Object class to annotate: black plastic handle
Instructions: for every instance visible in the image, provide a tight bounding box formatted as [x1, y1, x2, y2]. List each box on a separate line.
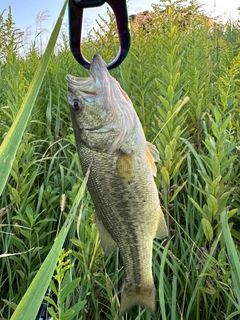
[72, 0, 105, 8]
[68, 0, 130, 70]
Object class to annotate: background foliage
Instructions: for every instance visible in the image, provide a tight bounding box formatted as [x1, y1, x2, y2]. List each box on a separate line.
[0, 0, 240, 319]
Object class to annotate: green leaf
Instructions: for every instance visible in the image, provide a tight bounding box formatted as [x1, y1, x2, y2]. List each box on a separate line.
[204, 138, 216, 156]
[158, 95, 170, 111]
[71, 238, 86, 250]
[180, 138, 206, 174]
[211, 122, 220, 139]
[48, 306, 58, 320]
[213, 108, 222, 124]
[165, 144, 173, 162]
[201, 218, 213, 241]
[1, 299, 17, 311]
[49, 279, 58, 295]
[61, 309, 75, 320]
[212, 158, 220, 178]
[228, 209, 237, 219]
[44, 296, 58, 310]
[167, 85, 174, 102]
[71, 300, 87, 314]
[172, 72, 180, 89]
[207, 195, 218, 217]
[200, 285, 216, 295]
[160, 166, 170, 185]
[218, 192, 230, 212]
[170, 156, 185, 179]
[9, 187, 21, 204]
[209, 176, 221, 196]
[226, 311, 240, 320]
[189, 197, 205, 217]
[170, 181, 186, 202]
[60, 278, 81, 304]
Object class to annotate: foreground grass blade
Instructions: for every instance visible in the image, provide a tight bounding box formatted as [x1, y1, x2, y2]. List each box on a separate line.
[10, 169, 89, 320]
[221, 210, 240, 306]
[0, 0, 68, 197]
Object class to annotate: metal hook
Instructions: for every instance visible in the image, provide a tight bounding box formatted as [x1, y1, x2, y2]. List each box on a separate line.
[68, 0, 130, 70]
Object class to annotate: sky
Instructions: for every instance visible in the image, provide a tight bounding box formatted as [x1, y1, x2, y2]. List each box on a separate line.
[0, 0, 239, 39]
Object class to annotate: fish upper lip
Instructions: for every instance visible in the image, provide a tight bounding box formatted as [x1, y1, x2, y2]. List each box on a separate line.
[66, 74, 94, 86]
[66, 74, 98, 95]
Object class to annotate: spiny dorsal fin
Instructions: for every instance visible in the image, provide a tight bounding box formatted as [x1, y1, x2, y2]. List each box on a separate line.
[146, 142, 160, 177]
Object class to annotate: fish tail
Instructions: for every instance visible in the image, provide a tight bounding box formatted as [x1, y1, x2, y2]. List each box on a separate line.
[118, 285, 156, 317]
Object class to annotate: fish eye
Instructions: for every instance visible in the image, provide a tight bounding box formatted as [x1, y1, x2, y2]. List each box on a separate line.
[71, 99, 81, 111]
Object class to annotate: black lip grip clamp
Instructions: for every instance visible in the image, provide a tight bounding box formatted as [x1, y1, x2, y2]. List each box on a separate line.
[68, 0, 130, 70]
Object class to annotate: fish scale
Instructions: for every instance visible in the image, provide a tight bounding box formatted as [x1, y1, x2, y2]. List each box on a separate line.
[66, 54, 168, 316]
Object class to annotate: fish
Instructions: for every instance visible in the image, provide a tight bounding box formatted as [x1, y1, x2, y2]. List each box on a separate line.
[66, 54, 168, 317]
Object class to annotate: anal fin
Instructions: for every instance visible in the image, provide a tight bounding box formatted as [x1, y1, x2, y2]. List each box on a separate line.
[95, 212, 117, 255]
[155, 205, 168, 239]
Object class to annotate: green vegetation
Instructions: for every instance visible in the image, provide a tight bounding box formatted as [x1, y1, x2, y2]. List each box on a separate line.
[0, 0, 240, 319]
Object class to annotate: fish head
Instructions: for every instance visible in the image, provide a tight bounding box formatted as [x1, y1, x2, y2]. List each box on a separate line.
[66, 55, 108, 130]
[66, 54, 135, 152]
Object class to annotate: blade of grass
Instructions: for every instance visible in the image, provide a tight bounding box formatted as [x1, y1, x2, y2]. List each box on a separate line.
[226, 311, 240, 320]
[10, 167, 89, 320]
[159, 240, 171, 320]
[0, 0, 68, 197]
[221, 210, 240, 305]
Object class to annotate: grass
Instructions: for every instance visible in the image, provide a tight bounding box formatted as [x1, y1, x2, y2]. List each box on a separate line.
[0, 0, 240, 319]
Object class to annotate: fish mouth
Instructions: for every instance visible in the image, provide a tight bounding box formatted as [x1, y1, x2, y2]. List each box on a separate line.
[66, 54, 109, 98]
[66, 73, 98, 96]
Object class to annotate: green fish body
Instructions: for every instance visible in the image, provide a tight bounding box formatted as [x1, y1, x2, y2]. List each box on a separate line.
[66, 54, 168, 316]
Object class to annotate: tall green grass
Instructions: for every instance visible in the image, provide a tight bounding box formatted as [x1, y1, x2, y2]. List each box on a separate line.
[0, 0, 240, 319]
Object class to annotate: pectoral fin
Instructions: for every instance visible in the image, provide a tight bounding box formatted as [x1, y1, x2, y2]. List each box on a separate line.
[95, 212, 117, 255]
[146, 142, 160, 177]
[155, 206, 168, 239]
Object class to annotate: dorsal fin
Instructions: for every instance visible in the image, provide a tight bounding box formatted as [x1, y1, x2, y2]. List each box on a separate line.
[146, 142, 160, 177]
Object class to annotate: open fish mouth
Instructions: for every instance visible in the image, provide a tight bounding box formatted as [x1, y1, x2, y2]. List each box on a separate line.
[66, 54, 108, 93]
[66, 54, 108, 96]
[66, 74, 98, 96]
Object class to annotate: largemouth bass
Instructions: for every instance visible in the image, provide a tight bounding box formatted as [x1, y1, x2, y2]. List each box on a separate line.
[66, 54, 168, 316]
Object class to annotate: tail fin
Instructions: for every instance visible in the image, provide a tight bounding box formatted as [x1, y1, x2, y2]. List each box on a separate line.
[118, 285, 156, 317]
